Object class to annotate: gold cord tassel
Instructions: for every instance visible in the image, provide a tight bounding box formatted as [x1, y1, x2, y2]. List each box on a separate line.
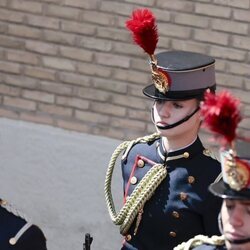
[133, 207, 144, 235]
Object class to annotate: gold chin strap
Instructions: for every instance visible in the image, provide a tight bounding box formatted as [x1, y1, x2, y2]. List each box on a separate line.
[104, 133, 168, 235]
[173, 235, 225, 250]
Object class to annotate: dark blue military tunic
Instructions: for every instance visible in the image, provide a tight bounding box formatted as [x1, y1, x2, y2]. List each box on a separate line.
[192, 244, 226, 249]
[0, 199, 47, 250]
[121, 137, 221, 250]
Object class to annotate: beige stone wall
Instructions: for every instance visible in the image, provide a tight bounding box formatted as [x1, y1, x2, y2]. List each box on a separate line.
[0, 0, 250, 140]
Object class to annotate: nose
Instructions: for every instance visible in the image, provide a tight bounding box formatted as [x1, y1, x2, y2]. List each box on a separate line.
[229, 207, 244, 228]
[156, 101, 171, 117]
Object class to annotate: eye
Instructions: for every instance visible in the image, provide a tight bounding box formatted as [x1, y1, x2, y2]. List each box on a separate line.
[225, 200, 235, 210]
[173, 102, 183, 109]
[244, 205, 250, 215]
[247, 208, 250, 215]
[155, 100, 165, 105]
[226, 204, 234, 210]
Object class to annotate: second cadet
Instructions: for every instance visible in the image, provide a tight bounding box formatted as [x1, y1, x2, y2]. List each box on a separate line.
[174, 90, 250, 250]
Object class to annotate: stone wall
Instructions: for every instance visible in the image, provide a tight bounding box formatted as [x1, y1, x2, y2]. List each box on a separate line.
[0, 0, 250, 140]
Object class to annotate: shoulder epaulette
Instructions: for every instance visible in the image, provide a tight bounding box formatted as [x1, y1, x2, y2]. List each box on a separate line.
[0, 199, 33, 245]
[203, 148, 220, 162]
[121, 133, 160, 161]
[203, 148, 222, 184]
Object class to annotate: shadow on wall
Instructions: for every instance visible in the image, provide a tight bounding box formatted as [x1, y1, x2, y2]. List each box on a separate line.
[0, 118, 123, 250]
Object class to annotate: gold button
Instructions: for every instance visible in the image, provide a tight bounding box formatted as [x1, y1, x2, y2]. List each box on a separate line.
[203, 149, 210, 156]
[125, 234, 132, 241]
[130, 176, 138, 185]
[137, 159, 145, 168]
[188, 176, 195, 184]
[9, 238, 16, 245]
[172, 211, 180, 218]
[183, 152, 189, 158]
[169, 231, 177, 237]
[180, 192, 188, 201]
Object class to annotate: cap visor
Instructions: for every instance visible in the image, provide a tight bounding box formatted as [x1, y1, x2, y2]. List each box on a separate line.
[143, 84, 205, 101]
[209, 180, 250, 200]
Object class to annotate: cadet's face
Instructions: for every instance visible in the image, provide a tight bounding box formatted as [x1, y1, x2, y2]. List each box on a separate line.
[222, 199, 250, 250]
[153, 99, 200, 138]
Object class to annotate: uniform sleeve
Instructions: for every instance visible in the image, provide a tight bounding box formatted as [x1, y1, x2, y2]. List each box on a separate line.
[202, 191, 222, 236]
[18, 224, 47, 250]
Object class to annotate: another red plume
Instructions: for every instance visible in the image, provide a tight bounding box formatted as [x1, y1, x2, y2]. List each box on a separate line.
[201, 90, 242, 145]
[126, 8, 158, 55]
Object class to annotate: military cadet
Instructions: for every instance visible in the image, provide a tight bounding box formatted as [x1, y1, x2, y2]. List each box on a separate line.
[174, 90, 250, 250]
[104, 8, 221, 250]
[0, 198, 47, 250]
[174, 155, 250, 250]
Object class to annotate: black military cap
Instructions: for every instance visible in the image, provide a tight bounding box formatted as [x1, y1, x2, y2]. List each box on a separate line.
[209, 150, 250, 200]
[143, 50, 216, 100]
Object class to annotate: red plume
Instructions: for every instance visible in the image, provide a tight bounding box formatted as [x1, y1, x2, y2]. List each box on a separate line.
[201, 90, 242, 145]
[126, 8, 158, 55]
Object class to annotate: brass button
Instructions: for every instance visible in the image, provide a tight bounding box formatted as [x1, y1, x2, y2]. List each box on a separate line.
[172, 211, 180, 218]
[125, 234, 132, 241]
[130, 176, 138, 185]
[203, 149, 210, 156]
[169, 231, 177, 237]
[188, 176, 195, 184]
[9, 238, 16, 245]
[183, 152, 189, 158]
[137, 159, 145, 168]
[180, 192, 188, 201]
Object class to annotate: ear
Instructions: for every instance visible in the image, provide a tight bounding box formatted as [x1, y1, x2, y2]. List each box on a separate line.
[218, 212, 224, 234]
[196, 108, 202, 122]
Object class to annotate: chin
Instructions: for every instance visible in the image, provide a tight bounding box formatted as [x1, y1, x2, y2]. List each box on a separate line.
[156, 128, 171, 137]
[226, 241, 250, 250]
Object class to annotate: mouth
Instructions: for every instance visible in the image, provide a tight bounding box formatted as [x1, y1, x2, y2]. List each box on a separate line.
[156, 121, 169, 126]
[225, 232, 248, 242]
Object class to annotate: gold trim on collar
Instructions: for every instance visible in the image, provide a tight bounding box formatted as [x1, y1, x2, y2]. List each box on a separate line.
[167, 153, 190, 161]
[157, 147, 190, 161]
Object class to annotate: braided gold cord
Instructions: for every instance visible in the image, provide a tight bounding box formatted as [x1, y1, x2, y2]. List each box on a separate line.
[104, 133, 168, 235]
[104, 133, 159, 223]
[114, 164, 162, 225]
[173, 235, 225, 250]
[104, 140, 131, 223]
[120, 164, 167, 234]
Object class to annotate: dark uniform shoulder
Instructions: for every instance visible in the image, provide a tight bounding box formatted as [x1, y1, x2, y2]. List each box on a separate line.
[121, 133, 160, 161]
[0, 199, 47, 250]
[192, 244, 226, 250]
[202, 148, 219, 161]
[17, 224, 47, 250]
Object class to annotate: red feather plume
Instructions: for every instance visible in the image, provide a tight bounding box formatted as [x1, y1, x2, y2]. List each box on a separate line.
[201, 90, 242, 145]
[126, 8, 158, 55]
